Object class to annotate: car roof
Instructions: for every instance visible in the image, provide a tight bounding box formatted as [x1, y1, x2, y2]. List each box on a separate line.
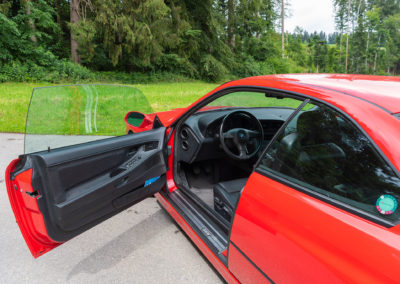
[236, 74, 400, 113]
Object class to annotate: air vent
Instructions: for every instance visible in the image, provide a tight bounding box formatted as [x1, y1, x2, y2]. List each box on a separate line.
[182, 141, 189, 151]
[181, 128, 189, 140]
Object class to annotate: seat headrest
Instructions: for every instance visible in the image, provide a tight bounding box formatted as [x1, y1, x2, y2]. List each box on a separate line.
[296, 109, 339, 145]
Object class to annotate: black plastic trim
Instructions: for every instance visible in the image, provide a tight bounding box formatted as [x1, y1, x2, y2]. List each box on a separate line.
[152, 115, 164, 129]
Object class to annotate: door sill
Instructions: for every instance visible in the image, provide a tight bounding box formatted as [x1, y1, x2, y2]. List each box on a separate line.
[179, 185, 231, 233]
[160, 189, 229, 265]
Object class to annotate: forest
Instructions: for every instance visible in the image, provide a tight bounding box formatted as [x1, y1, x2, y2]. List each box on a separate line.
[0, 0, 399, 83]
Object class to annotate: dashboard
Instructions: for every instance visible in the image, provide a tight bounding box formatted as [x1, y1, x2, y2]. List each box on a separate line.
[176, 107, 295, 164]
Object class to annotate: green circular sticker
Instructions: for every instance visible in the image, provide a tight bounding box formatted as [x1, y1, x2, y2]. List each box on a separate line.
[376, 195, 398, 215]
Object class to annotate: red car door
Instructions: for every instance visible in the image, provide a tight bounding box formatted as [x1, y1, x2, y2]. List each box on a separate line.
[5, 84, 170, 258]
[228, 101, 400, 283]
[6, 127, 168, 258]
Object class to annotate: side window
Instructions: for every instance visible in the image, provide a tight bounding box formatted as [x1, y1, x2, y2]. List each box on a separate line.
[259, 102, 400, 223]
[24, 85, 153, 154]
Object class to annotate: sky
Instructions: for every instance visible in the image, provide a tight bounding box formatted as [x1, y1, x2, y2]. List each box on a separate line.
[286, 0, 336, 34]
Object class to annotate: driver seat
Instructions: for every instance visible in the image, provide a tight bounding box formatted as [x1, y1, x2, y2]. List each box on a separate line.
[213, 178, 248, 221]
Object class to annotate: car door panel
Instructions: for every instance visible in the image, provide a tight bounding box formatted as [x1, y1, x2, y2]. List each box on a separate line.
[6, 127, 167, 257]
[229, 172, 400, 283]
[228, 243, 268, 283]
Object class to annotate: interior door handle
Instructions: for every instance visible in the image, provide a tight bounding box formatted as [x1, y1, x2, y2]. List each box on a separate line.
[110, 145, 145, 178]
[115, 176, 129, 188]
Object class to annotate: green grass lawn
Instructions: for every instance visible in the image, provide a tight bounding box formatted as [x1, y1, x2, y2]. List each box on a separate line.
[0, 82, 218, 134]
[0, 81, 308, 136]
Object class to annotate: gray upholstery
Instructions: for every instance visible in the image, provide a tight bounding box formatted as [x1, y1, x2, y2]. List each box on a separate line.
[213, 178, 247, 221]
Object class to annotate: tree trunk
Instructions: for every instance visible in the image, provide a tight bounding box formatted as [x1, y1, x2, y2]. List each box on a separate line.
[26, 0, 37, 44]
[338, 32, 343, 67]
[373, 34, 381, 73]
[227, 0, 235, 48]
[70, 0, 80, 64]
[345, 0, 351, 73]
[365, 30, 370, 71]
[281, 0, 285, 59]
[256, 10, 261, 39]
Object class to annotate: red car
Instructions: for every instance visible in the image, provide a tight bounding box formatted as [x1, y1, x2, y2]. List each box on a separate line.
[6, 74, 400, 283]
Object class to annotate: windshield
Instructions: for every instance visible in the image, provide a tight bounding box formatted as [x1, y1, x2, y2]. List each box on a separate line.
[25, 85, 153, 154]
[197, 91, 303, 113]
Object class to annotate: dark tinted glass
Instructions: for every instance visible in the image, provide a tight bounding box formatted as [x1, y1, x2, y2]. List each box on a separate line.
[260, 102, 400, 222]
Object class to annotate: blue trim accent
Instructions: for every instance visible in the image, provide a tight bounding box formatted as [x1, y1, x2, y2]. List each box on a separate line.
[145, 176, 160, 187]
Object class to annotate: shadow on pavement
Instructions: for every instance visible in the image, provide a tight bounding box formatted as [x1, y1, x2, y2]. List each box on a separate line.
[67, 209, 171, 280]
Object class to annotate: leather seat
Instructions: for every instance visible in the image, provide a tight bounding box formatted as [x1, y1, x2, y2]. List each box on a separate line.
[213, 178, 247, 221]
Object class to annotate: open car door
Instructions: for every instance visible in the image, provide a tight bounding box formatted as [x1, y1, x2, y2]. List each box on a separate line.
[5, 85, 168, 258]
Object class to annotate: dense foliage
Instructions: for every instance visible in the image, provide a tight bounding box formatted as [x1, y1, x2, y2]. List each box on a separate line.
[0, 0, 399, 83]
[333, 0, 400, 74]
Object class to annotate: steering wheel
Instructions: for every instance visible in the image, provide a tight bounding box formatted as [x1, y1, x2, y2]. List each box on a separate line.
[219, 110, 264, 160]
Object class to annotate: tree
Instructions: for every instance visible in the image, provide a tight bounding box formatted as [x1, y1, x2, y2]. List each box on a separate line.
[345, 0, 351, 72]
[70, 0, 80, 63]
[25, 0, 37, 43]
[227, 0, 235, 47]
[308, 35, 328, 72]
[281, 0, 284, 58]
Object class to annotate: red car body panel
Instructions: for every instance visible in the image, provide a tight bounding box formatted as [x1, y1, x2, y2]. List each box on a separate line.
[166, 128, 178, 192]
[6, 74, 400, 282]
[230, 172, 400, 282]
[5, 159, 61, 258]
[125, 109, 187, 133]
[228, 244, 267, 283]
[268, 74, 400, 112]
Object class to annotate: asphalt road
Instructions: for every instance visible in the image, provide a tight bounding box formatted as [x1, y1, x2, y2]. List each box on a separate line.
[0, 133, 222, 283]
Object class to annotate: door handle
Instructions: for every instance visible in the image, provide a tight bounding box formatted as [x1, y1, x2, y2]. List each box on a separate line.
[115, 176, 129, 189]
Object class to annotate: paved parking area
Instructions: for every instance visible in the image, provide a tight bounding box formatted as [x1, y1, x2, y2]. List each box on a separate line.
[0, 133, 222, 283]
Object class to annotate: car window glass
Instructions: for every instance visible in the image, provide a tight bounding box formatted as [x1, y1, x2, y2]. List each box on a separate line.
[25, 85, 153, 154]
[203, 91, 303, 110]
[259, 102, 400, 223]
